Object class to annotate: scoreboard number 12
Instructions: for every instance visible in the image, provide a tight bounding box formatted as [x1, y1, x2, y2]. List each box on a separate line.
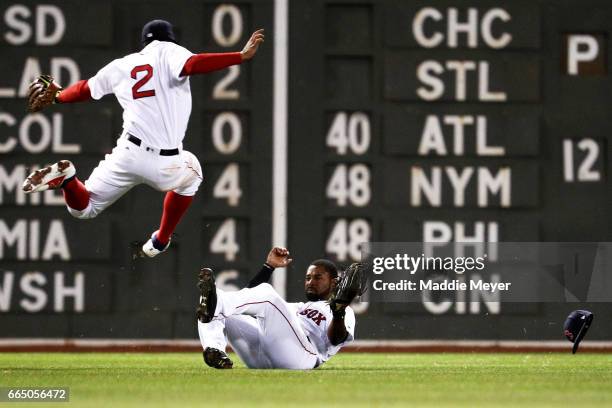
[562, 138, 603, 182]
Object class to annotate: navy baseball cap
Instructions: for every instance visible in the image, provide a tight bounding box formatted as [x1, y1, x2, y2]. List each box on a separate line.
[563, 310, 594, 354]
[141, 19, 177, 45]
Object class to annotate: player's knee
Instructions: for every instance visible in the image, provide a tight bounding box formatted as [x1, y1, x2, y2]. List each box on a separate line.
[174, 151, 203, 196]
[258, 282, 274, 292]
[66, 203, 98, 219]
[186, 176, 203, 195]
[257, 283, 282, 300]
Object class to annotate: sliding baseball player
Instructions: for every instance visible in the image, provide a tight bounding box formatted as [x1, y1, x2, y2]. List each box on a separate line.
[196, 247, 365, 369]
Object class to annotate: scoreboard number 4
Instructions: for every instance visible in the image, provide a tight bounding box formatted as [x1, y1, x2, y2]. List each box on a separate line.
[210, 218, 239, 261]
[213, 163, 242, 206]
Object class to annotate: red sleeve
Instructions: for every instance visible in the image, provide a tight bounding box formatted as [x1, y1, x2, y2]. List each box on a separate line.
[180, 52, 242, 76]
[56, 80, 92, 103]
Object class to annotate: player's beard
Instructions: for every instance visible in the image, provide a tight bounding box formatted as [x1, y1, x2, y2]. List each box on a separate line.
[305, 291, 324, 301]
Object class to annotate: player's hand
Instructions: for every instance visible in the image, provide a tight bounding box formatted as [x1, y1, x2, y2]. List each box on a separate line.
[27, 75, 62, 112]
[266, 246, 292, 268]
[240, 29, 264, 61]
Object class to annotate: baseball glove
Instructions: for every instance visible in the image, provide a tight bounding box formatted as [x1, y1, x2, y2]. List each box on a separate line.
[27, 75, 62, 113]
[330, 262, 367, 312]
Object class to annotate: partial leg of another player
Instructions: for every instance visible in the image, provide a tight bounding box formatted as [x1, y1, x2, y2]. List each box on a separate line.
[23, 139, 139, 219]
[142, 150, 203, 257]
[22, 159, 80, 196]
[21, 159, 127, 218]
[22, 140, 203, 259]
[141, 191, 193, 256]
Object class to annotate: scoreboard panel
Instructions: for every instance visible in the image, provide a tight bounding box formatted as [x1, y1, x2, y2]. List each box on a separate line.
[288, 0, 611, 337]
[0, 0, 274, 337]
[0, 0, 610, 341]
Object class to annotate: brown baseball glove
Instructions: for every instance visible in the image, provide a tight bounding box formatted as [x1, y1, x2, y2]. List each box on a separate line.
[27, 75, 62, 113]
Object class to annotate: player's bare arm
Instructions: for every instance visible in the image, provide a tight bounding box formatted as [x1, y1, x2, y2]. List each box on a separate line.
[266, 246, 292, 268]
[240, 29, 265, 61]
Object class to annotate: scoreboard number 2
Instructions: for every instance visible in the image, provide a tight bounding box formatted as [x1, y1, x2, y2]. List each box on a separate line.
[213, 66, 240, 100]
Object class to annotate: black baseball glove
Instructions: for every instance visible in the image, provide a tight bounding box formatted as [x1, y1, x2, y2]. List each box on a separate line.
[330, 262, 367, 314]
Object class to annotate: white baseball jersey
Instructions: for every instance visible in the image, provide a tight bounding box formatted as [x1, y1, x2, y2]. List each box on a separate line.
[87, 40, 194, 149]
[295, 301, 355, 363]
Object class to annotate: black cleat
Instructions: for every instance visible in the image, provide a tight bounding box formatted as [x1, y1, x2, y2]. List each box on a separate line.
[203, 347, 233, 369]
[196, 267, 217, 324]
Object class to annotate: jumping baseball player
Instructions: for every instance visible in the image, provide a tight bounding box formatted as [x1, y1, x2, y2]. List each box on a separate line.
[196, 247, 366, 369]
[22, 20, 264, 257]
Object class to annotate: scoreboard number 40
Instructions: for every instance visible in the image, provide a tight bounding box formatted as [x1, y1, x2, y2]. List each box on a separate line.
[326, 112, 371, 155]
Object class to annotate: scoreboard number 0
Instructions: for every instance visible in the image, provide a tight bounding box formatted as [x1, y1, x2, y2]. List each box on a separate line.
[212, 4, 243, 46]
[212, 112, 242, 154]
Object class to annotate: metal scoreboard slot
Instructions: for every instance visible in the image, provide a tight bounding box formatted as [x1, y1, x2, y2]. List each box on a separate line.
[288, 0, 610, 336]
[0, 0, 610, 341]
[195, 2, 274, 303]
[0, 0, 275, 338]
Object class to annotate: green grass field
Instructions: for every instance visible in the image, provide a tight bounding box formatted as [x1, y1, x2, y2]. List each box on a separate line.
[1, 352, 611, 407]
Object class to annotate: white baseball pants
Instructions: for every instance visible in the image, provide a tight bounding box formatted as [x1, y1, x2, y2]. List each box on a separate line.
[197, 283, 319, 370]
[67, 135, 203, 219]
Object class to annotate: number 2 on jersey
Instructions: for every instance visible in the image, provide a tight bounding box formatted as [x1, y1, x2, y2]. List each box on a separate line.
[131, 64, 155, 99]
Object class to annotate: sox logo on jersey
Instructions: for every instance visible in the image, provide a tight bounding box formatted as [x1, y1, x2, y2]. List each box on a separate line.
[299, 308, 327, 326]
